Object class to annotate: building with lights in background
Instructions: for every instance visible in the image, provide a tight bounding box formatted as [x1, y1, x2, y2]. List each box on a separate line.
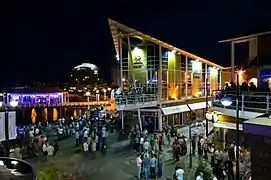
[69, 63, 101, 92]
[108, 18, 232, 131]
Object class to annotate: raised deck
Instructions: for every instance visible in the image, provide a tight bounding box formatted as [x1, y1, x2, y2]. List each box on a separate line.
[212, 90, 268, 118]
[114, 94, 158, 110]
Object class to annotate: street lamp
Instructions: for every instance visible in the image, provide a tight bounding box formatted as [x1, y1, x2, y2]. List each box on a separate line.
[86, 91, 91, 109]
[220, 71, 240, 180]
[103, 89, 107, 100]
[10, 100, 18, 108]
[96, 90, 100, 102]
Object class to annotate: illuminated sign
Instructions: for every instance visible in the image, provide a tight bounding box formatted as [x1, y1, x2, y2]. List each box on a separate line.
[133, 55, 144, 68]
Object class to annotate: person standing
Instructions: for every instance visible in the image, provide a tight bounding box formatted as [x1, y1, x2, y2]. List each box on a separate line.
[83, 140, 89, 158]
[143, 154, 150, 180]
[136, 154, 142, 179]
[157, 151, 164, 178]
[149, 155, 157, 178]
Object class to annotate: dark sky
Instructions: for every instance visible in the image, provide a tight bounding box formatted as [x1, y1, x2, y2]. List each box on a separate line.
[1, 1, 270, 86]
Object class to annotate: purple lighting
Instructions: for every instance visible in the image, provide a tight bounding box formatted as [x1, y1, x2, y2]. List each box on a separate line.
[6, 93, 64, 105]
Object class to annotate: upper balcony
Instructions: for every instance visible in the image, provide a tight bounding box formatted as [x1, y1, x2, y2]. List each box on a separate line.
[114, 94, 158, 110]
[212, 90, 268, 119]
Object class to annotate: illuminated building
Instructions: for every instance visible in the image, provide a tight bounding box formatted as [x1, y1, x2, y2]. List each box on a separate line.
[108, 18, 230, 131]
[70, 63, 100, 89]
[214, 31, 271, 180]
[5, 87, 68, 105]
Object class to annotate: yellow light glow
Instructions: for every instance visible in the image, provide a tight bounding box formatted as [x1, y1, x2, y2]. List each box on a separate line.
[53, 108, 58, 121]
[249, 78, 257, 87]
[210, 67, 218, 75]
[31, 108, 37, 124]
[96, 90, 99, 93]
[133, 47, 142, 57]
[192, 60, 202, 72]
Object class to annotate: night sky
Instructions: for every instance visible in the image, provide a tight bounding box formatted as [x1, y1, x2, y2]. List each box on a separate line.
[1, 1, 270, 86]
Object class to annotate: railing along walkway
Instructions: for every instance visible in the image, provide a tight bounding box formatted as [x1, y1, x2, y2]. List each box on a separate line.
[212, 90, 271, 113]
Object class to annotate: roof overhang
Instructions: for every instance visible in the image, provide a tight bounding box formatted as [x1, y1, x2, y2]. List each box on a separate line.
[108, 18, 224, 69]
[219, 31, 271, 44]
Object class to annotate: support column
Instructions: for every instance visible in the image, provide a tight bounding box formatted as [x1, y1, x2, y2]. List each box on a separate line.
[138, 108, 142, 131]
[219, 70, 222, 89]
[119, 37, 123, 90]
[158, 45, 162, 101]
[121, 111, 124, 130]
[185, 56, 188, 98]
[231, 42, 235, 82]
[205, 63, 208, 96]
[158, 110, 162, 131]
[127, 36, 136, 88]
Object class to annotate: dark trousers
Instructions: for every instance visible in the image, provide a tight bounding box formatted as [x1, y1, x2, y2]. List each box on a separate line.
[76, 138, 79, 146]
[150, 167, 156, 178]
[192, 146, 195, 155]
[159, 143, 162, 151]
[228, 169, 234, 180]
[158, 163, 163, 177]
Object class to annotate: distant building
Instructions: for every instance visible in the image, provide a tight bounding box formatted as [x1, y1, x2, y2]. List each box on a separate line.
[70, 63, 100, 90]
[5, 87, 68, 106]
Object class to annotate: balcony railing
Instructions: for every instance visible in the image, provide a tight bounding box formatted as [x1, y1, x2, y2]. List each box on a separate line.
[212, 90, 270, 113]
[114, 94, 158, 107]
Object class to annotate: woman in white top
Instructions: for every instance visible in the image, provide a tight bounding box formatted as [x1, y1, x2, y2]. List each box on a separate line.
[92, 140, 97, 152]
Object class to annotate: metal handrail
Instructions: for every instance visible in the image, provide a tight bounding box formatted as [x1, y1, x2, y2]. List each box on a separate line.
[0, 101, 110, 108]
[114, 94, 158, 106]
[212, 90, 270, 113]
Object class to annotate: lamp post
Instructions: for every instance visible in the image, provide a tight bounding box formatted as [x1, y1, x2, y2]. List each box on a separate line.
[86, 91, 91, 109]
[96, 90, 100, 102]
[220, 72, 240, 180]
[205, 81, 209, 138]
[103, 89, 107, 100]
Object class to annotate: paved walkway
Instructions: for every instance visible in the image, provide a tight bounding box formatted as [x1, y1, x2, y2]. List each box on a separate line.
[33, 124, 215, 180]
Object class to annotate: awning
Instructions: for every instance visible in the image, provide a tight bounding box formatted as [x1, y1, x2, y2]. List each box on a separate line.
[214, 121, 243, 131]
[188, 101, 211, 111]
[213, 107, 264, 119]
[161, 105, 190, 115]
[244, 117, 271, 138]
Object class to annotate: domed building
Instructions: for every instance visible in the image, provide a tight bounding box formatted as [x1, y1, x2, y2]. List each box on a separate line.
[70, 63, 100, 88]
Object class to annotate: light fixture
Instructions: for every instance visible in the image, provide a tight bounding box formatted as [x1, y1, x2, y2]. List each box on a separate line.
[221, 97, 233, 107]
[10, 100, 18, 107]
[86, 91, 91, 96]
[96, 90, 99, 93]
[103, 89, 107, 93]
[116, 54, 120, 61]
[11, 160, 18, 165]
[205, 112, 213, 121]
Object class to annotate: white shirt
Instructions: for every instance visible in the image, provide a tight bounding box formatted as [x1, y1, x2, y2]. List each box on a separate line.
[92, 142, 96, 152]
[143, 141, 149, 150]
[84, 131, 88, 138]
[75, 131, 79, 139]
[47, 145, 54, 156]
[83, 142, 89, 152]
[42, 144, 47, 152]
[136, 157, 142, 167]
[196, 175, 203, 180]
[176, 168, 184, 180]
[58, 128, 63, 134]
[102, 127, 106, 137]
[35, 128, 40, 135]
[140, 137, 144, 145]
[29, 131, 34, 138]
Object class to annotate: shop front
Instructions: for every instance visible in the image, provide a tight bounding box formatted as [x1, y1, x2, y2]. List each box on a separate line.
[161, 101, 211, 128]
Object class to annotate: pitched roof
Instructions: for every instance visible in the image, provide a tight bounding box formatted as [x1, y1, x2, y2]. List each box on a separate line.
[219, 31, 271, 43]
[108, 18, 224, 69]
